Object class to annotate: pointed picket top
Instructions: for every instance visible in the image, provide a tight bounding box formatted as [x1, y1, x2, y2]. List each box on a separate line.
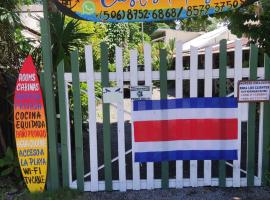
[14, 55, 48, 193]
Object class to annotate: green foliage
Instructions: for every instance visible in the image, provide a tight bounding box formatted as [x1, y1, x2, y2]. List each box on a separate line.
[19, 188, 82, 200]
[79, 21, 107, 71]
[150, 38, 176, 71]
[151, 41, 167, 70]
[50, 14, 91, 71]
[0, 0, 40, 72]
[143, 22, 171, 35]
[166, 38, 176, 69]
[226, 0, 270, 55]
[0, 147, 21, 178]
[69, 82, 102, 125]
[128, 23, 151, 66]
[180, 16, 214, 32]
[105, 23, 130, 64]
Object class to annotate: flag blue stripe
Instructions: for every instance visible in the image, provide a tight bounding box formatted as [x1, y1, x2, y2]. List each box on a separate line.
[133, 97, 238, 111]
[135, 150, 238, 162]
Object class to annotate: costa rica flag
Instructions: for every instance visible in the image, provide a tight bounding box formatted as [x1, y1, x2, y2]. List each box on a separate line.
[132, 97, 238, 163]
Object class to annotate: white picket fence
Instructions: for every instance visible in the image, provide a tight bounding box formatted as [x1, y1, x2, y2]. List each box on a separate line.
[63, 40, 265, 191]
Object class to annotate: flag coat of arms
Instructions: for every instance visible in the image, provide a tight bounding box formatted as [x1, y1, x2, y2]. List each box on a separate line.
[132, 97, 238, 162]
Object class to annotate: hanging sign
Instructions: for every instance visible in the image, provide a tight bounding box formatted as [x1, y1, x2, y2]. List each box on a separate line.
[238, 80, 270, 102]
[103, 87, 123, 103]
[131, 86, 152, 101]
[14, 56, 48, 192]
[53, 0, 246, 23]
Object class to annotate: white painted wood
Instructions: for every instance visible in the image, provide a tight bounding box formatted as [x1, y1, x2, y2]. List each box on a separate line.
[175, 40, 183, 188]
[258, 103, 264, 185]
[130, 49, 140, 190]
[115, 47, 127, 191]
[64, 67, 266, 82]
[204, 46, 213, 186]
[233, 40, 242, 187]
[85, 45, 99, 191]
[190, 46, 198, 187]
[241, 103, 249, 122]
[65, 81, 73, 187]
[144, 43, 154, 190]
[70, 177, 258, 191]
[65, 42, 264, 192]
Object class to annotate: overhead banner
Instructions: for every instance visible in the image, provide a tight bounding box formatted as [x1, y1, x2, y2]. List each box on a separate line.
[53, 0, 246, 22]
[14, 56, 48, 192]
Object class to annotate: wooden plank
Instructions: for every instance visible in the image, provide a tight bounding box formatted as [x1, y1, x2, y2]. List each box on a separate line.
[130, 49, 141, 190]
[64, 67, 266, 82]
[116, 46, 127, 191]
[144, 43, 154, 190]
[160, 49, 169, 189]
[71, 50, 85, 191]
[258, 102, 264, 185]
[70, 177, 262, 191]
[175, 41, 183, 188]
[247, 44, 258, 186]
[204, 46, 213, 186]
[64, 82, 73, 186]
[101, 42, 113, 191]
[40, 17, 59, 191]
[233, 40, 242, 187]
[57, 60, 69, 187]
[39, 71, 51, 190]
[85, 45, 99, 191]
[190, 46, 198, 187]
[71, 177, 263, 191]
[218, 39, 227, 187]
[262, 53, 270, 186]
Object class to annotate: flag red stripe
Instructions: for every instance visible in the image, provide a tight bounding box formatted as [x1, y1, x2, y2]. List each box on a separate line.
[134, 119, 237, 142]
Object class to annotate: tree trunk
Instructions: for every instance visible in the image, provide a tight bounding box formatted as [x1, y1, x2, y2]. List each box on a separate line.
[0, 72, 7, 154]
[0, 125, 7, 154]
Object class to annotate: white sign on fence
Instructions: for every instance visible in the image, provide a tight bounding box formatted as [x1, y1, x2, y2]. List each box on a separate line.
[103, 87, 123, 103]
[130, 86, 152, 100]
[238, 80, 270, 102]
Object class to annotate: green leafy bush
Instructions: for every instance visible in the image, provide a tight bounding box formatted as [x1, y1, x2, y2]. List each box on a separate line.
[69, 82, 102, 125]
[0, 147, 21, 178]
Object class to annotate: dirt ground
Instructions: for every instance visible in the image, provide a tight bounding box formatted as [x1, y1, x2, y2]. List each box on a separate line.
[2, 176, 270, 200]
[85, 187, 270, 200]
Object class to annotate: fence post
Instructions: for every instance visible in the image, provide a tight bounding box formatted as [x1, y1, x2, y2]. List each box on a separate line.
[39, 71, 52, 190]
[101, 42, 113, 191]
[57, 61, 70, 187]
[160, 49, 169, 189]
[247, 44, 258, 186]
[218, 39, 227, 187]
[262, 53, 270, 185]
[40, 0, 60, 190]
[71, 50, 85, 191]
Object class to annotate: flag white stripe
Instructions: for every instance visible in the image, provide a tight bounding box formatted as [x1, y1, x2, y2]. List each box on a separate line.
[132, 108, 237, 122]
[135, 140, 238, 152]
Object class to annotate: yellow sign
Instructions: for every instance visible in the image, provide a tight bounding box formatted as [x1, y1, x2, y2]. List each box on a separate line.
[54, 0, 246, 22]
[14, 56, 48, 192]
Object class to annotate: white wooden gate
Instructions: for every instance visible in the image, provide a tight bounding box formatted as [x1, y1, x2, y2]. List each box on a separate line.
[61, 40, 266, 191]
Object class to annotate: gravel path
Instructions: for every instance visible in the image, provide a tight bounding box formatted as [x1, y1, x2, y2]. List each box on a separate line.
[85, 187, 270, 200]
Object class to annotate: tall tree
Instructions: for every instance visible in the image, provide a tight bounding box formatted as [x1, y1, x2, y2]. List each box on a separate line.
[0, 0, 40, 71]
[227, 0, 270, 55]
